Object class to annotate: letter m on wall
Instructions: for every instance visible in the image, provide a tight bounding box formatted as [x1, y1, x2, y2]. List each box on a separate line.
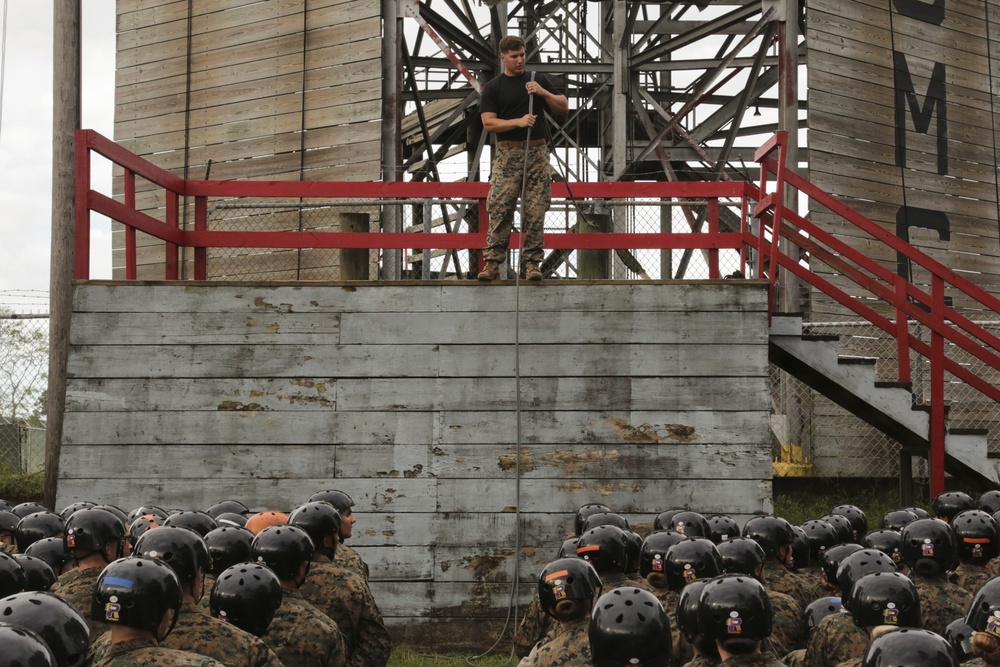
[894, 52, 948, 175]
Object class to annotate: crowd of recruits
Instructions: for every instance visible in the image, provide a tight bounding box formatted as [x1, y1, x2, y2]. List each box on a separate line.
[0, 490, 390, 667]
[514, 490, 1000, 667]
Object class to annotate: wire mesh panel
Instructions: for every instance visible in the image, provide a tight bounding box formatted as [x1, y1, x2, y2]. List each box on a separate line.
[0, 310, 48, 473]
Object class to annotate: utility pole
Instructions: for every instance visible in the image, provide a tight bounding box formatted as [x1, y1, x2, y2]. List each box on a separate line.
[46, 1, 82, 509]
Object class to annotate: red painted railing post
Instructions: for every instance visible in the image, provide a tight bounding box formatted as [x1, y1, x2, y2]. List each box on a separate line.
[165, 192, 180, 280]
[194, 196, 208, 281]
[708, 198, 720, 279]
[124, 170, 137, 281]
[894, 274, 912, 385]
[74, 130, 91, 280]
[929, 274, 946, 497]
[477, 197, 489, 272]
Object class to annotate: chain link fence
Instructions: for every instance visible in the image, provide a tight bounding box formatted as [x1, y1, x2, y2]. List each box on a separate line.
[197, 195, 747, 281]
[0, 293, 48, 474]
[771, 319, 1000, 480]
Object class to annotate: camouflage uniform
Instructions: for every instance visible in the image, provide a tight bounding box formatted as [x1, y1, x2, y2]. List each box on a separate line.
[802, 612, 868, 667]
[51, 566, 107, 642]
[718, 652, 787, 667]
[332, 544, 369, 581]
[263, 587, 348, 667]
[484, 143, 551, 265]
[0, 541, 16, 555]
[88, 637, 224, 667]
[299, 556, 391, 667]
[683, 656, 720, 667]
[766, 590, 806, 657]
[514, 594, 553, 658]
[521, 616, 594, 667]
[789, 566, 828, 605]
[646, 586, 694, 667]
[783, 650, 805, 667]
[952, 563, 991, 595]
[989, 556, 1000, 576]
[762, 565, 816, 612]
[912, 575, 974, 636]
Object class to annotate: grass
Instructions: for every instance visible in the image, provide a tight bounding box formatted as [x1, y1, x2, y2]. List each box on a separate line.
[388, 646, 517, 667]
[773, 478, 927, 526]
[0, 467, 44, 504]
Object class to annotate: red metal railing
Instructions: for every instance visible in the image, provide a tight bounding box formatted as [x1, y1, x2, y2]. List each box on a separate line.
[75, 129, 755, 281]
[756, 132, 1000, 496]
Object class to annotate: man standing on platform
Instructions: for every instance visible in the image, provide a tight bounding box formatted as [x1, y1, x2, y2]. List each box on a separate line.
[478, 35, 567, 282]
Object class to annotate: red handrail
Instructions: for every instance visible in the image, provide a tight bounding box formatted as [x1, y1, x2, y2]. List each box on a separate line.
[756, 132, 1000, 496]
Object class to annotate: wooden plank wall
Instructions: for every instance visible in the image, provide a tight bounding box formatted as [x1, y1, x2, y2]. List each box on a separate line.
[113, 0, 382, 280]
[58, 281, 773, 645]
[804, 0, 1000, 473]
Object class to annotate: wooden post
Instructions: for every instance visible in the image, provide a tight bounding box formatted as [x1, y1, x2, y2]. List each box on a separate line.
[579, 211, 610, 279]
[46, 0, 82, 509]
[341, 213, 371, 280]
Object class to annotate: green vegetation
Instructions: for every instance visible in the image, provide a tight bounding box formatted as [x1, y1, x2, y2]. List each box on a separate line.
[388, 646, 516, 667]
[773, 480, 925, 526]
[0, 467, 44, 504]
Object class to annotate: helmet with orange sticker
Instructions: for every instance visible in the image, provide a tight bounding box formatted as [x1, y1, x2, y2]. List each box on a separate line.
[537, 557, 601, 615]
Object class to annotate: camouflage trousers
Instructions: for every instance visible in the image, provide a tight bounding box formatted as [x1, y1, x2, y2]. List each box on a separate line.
[484, 143, 551, 265]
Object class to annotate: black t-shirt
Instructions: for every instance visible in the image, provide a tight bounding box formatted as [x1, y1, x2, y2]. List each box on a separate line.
[480, 71, 562, 142]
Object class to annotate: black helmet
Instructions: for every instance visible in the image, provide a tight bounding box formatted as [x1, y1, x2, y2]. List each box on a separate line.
[557, 537, 580, 559]
[862, 529, 904, 567]
[133, 525, 210, 585]
[11, 503, 49, 519]
[830, 505, 868, 538]
[902, 506, 931, 520]
[847, 572, 920, 629]
[127, 515, 162, 550]
[210, 563, 282, 637]
[251, 524, 315, 580]
[306, 490, 355, 514]
[804, 596, 843, 631]
[820, 514, 855, 545]
[574, 504, 612, 536]
[537, 557, 601, 614]
[706, 515, 741, 544]
[0, 623, 57, 667]
[951, 509, 1000, 564]
[23, 538, 70, 575]
[93, 505, 129, 527]
[800, 519, 838, 562]
[0, 551, 27, 597]
[0, 509, 20, 535]
[835, 549, 897, 596]
[965, 576, 1000, 636]
[13, 554, 57, 592]
[663, 538, 723, 591]
[623, 531, 642, 575]
[789, 526, 810, 570]
[126, 505, 168, 524]
[288, 501, 342, 548]
[639, 531, 686, 578]
[900, 518, 957, 576]
[669, 512, 711, 539]
[0, 500, 11, 512]
[945, 618, 974, 662]
[576, 525, 629, 573]
[676, 578, 710, 639]
[63, 508, 125, 561]
[215, 512, 249, 529]
[204, 527, 254, 575]
[589, 587, 671, 667]
[741, 515, 794, 559]
[162, 511, 218, 538]
[880, 509, 920, 532]
[205, 500, 249, 519]
[0, 592, 89, 667]
[582, 512, 631, 533]
[15, 513, 64, 553]
[57, 502, 96, 522]
[820, 543, 864, 587]
[979, 491, 1000, 514]
[652, 509, 685, 533]
[931, 491, 975, 523]
[715, 537, 766, 577]
[92, 557, 183, 640]
[698, 574, 772, 641]
[861, 628, 958, 667]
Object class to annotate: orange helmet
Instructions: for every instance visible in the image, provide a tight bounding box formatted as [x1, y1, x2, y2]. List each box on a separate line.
[245, 511, 288, 535]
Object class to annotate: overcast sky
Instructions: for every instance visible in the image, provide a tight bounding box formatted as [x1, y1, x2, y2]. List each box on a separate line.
[0, 1, 115, 307]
